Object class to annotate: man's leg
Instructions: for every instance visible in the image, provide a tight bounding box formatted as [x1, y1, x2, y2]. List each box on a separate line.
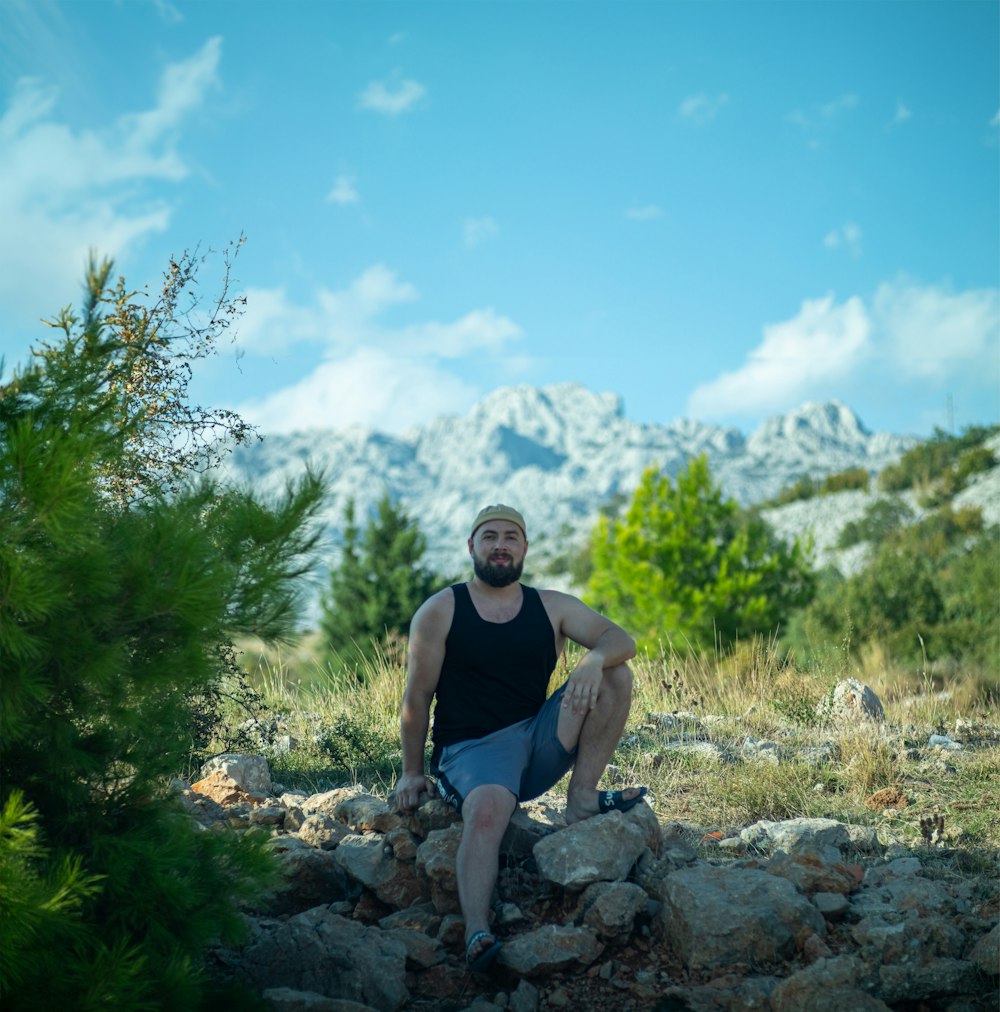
[558, 663, 642, 824]
[457, 783, 517, 959]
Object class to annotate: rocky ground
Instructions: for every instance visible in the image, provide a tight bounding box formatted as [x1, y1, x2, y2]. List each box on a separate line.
[179, 741, 999, 1012]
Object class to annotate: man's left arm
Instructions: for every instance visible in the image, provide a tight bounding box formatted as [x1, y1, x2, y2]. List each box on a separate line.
[545, 592, 636, 714]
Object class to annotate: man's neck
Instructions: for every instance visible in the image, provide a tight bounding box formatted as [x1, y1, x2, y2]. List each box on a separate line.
[469, 576, 523, 600]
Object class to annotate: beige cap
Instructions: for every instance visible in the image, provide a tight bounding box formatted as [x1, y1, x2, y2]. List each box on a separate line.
[470, 504, 527, 538]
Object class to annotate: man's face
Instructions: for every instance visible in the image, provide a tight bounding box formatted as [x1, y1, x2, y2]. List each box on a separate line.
[469, 521, 527, 587]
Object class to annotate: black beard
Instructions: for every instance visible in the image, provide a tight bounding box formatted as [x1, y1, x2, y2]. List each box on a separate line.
[473, 554, 524, 588]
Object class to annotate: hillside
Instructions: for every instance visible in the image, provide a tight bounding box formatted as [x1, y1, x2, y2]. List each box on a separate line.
[217, 384, 918, 601]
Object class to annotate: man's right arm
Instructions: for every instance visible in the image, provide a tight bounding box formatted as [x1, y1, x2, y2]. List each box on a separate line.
[395, 589, 452, 811]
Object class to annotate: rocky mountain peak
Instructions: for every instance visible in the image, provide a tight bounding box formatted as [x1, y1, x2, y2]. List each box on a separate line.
[219, 384, 916, 595]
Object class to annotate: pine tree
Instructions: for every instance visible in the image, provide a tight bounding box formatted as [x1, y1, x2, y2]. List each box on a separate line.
[0, 253, 324, 1009]
[320, 494, 440, 668]
[586, 456, 814, 654]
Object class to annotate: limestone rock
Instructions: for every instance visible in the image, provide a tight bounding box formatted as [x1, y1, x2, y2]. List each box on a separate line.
[263, 989, 378, 1011]
[497, 924, 604, 977]
[578, 881, 649, 939]
[816, 679, 885, 723]
[218, 908, 408, 1010]
[298, 814, 351, 851]
[661, 863, 826, 972]
[199, 753, 273, 794]
[532, 810, 648, 889]
[770, 956, 889, 1011]
[333, 833, 429, 910]
[969, 922, 999, 976]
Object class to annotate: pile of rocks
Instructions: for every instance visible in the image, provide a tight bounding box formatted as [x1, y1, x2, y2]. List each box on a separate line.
[176, 753, 998, 1011]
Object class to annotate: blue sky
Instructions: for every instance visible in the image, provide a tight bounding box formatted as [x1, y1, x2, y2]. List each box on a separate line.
[1, 0, 997, 439]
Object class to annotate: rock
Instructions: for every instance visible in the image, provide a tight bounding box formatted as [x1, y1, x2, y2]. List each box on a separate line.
[191, 770, 259, 808]
[968, 922, 999, 976]
[813, 892, 851, 920]
[578, 881, 649, 939]
[661, 863, 826, 972]
[501, 799, 564, 858]
[199, 753, 273, 794]
[334, 833, 429, 910]
[298, 814, 351, 850]
[266, 847, 351, 915]
[741, 817, 852, 853]
[532, 811, 648, 889]
[876, 958, 984, 1005]
[508, 978, 540, 1012]
[381, 926, 446, 969]
[217, 908, 408, 1010]
[262, 987, 379, 1011]
[415, 824, 463, 914]
[770, 955, 889, 1011]
[250, 804, 287, 827]
[497, 924, 604, 977]
[410, 798, 461, 836]
[767, 847, 862, 895]
[816, 679, 885, 723]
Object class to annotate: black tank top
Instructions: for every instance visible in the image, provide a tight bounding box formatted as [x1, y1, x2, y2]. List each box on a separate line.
[430, 583, 558, 766]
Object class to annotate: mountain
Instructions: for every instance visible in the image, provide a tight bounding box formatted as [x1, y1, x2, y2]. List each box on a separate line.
[216, 383, 917, 604]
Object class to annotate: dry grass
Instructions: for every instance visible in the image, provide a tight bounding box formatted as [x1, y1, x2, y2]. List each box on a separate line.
[228, 632, 999, 852]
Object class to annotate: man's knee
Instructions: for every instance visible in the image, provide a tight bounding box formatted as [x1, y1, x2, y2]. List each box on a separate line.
[603, 661, 633, 700]
[461, 784, 516, 836]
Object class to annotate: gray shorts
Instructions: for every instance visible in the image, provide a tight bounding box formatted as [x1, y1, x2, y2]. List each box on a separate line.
[433, 683, 576, 810]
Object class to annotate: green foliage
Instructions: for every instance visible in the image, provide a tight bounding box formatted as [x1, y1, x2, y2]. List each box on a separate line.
[837, 496, 916, 549]
[585, 456, 815, 654]
[789, 505, 998, 671]
[821, 467, 870, 494]
[320, 494, 441, 669]
[764, 474, 820, 507]
[878, 424, 998, 500]
[0, 255, 324, 1008]
[764, 466, 872, 508]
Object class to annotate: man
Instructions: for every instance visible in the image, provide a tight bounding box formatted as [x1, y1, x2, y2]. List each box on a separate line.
[394, 504, 646, 973]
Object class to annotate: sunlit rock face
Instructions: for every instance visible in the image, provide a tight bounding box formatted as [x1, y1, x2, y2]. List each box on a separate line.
[216, 383, 919, 614]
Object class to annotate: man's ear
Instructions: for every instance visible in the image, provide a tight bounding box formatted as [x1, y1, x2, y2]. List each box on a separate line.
[467, 537, 475, 555]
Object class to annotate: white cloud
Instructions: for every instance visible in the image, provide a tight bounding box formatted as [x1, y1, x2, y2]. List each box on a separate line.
[149, 0, 184, 25]
[238, 348, 478, 434]
[894, 99, 912, 123]
[236, 264, 418, 354]
[625, 205, 662, 220]
[823, 221, 863, 257]
[991, 109, 1000, 128]
[874, 278, 1000, 379]
[326, 174, 359, 205]
[463, 216, 498, 248]
[0, 38, 221, 327]
[687, 279, 1000, 422]
[678, 92, 729, 124]
[787, 93, 859, 132]
[687, 294, 871, 417]
[358, 74, 426, 115]
[398, 309, 521, 358]
[233, 265, 523, 432]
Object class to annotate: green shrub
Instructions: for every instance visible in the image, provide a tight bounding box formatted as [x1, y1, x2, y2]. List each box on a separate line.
[837, 497, 915, 549]
[879, 425, 998, 495]
[788, 506, 998, 672]
[0, 256, 324, 1009]
[821, 467, 870, 494]
[587, 457, 814, 654]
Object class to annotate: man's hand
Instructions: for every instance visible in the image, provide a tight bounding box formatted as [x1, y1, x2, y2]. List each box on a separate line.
[394, 772, 437, 812]
[563, 652, 605, 715]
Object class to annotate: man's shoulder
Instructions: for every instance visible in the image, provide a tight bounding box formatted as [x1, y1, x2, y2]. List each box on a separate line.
[415, 584, 458, 624]
[536, 587, 586, 610]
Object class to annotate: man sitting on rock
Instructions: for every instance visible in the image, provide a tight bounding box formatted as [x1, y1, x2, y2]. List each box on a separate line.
[394, 504, 647, 973]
